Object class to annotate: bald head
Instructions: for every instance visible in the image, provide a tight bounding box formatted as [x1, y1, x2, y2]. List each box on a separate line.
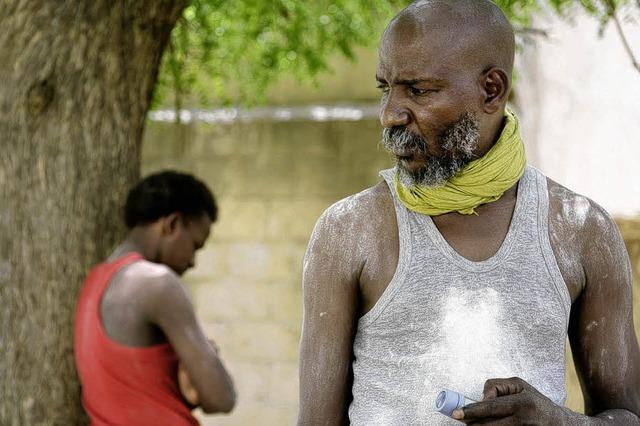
[383, 0, 515, 80]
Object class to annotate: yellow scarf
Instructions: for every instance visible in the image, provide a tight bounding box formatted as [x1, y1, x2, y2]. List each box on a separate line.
[395, 109, 526, 216]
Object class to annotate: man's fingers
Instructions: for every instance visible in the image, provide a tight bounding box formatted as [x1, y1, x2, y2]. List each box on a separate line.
[482, 377, 527, 400]
[460, 395, 522, 420]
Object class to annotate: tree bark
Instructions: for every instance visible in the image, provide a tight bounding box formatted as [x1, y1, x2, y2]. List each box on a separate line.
[0, 1, 187, 424]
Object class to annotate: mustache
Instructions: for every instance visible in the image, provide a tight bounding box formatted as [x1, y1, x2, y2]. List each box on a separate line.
[382, 126, 429, 153]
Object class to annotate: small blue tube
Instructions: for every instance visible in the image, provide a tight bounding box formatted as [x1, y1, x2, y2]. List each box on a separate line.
[435, 389, 477, 417]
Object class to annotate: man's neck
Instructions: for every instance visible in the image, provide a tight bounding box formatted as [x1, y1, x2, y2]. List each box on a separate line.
[474, 113, 508, 160]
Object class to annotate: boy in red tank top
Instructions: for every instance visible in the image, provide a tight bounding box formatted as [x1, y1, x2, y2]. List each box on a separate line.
[74, 171, 235, 426]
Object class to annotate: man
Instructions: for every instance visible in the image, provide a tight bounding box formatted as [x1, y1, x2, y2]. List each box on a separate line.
[298, 1, 640, 425]
[74, 171, 235, 425]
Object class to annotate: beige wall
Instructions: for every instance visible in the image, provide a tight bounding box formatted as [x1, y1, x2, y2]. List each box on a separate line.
[142, 118, 392, 424]
[265, 48, 379, 105]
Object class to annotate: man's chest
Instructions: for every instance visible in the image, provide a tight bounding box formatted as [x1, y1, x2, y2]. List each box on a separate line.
[358, 192, 582, 317]
[358, 199, 517, 316]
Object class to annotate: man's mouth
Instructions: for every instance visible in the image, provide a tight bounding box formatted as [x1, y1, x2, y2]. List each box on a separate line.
[398, 154, 415, 164]
[395, 151, 428, 171]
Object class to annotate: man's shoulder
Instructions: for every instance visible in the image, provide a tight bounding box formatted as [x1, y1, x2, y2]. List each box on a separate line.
[306, 180, 394, 264]
[318, 180, 392, 229]
[545, 177, 623, 273]
[546, 177, 616, 234]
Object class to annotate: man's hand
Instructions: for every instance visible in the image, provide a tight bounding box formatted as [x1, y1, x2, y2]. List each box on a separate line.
[453, 377, 569, 425]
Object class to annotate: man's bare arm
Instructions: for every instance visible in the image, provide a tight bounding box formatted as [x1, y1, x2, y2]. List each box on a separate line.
[143, 271, 236, 414]
[567, 202, 640, 424]
[298, 203, 363, 426]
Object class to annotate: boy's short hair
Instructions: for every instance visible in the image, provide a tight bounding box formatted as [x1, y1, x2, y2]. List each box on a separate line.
[124, 170, 217, 229]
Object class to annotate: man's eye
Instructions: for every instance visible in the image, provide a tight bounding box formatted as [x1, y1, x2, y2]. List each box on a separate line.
[376, 84, 390, 93]
[409, 87, 433, 96]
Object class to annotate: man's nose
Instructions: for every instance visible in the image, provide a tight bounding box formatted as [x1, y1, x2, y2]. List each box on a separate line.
[380, 92, 411, 128]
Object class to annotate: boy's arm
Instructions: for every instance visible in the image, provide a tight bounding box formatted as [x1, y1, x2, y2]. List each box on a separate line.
[142, 271, 236, 414]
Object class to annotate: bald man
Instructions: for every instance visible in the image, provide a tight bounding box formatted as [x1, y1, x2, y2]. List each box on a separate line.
[298, 1, 640, 425]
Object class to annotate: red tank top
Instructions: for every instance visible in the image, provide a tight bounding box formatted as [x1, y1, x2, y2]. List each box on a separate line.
[74, 253, 199, 426]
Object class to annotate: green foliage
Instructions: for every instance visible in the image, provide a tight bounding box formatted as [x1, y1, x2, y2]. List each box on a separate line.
[154, 0, 637, 109]
[154, 0, 399, 108]
[494, 0, 541, 26]
[493, 0, 636, 35]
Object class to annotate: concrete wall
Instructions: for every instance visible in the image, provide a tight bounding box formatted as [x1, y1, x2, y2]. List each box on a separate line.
[142, 119, 392, 424]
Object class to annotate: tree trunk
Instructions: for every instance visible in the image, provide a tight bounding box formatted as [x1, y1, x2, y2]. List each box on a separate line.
[0, 1, 187, 424]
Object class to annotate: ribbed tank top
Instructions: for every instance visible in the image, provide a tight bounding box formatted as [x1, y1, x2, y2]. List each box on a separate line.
[74, 253, 199, 426]
[348, 166, 571, 425]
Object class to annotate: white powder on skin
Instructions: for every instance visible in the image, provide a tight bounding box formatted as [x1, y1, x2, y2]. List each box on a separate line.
[562, 195, 591, 228]
[585, 320, 599, 332]
[303, 188, 380, 275]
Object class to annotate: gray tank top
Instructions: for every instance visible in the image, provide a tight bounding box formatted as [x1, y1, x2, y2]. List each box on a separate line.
[348, 166, 571, 425]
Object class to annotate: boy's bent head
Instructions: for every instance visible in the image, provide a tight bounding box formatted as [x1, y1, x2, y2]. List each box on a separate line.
[124, 171, 217, 275]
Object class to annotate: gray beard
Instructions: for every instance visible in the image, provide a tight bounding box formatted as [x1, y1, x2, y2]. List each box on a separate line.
[381, 113, 480, 187]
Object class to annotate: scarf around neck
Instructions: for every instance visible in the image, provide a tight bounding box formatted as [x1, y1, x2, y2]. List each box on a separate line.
[394, 108, 526, 216]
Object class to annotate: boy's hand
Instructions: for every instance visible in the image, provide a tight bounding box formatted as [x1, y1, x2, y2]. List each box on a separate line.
[178, 362, 199, 406]
[178, 338, 220, 407]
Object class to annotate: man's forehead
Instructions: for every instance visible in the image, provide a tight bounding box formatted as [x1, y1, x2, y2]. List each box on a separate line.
[377, 29, 462, 82]
[376, 62, 450, 85]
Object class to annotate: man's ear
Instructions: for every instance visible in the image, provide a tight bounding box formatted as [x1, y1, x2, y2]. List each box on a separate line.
[161, 213, 182, 236]
[481, 67, 509, 114]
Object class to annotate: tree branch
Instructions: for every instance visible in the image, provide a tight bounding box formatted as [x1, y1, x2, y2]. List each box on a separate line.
[605, 0, 640, 74]
[513, 26, 550, 37]
[612, 11, 640, 73]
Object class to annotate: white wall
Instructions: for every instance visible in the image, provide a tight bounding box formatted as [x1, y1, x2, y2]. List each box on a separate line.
[516, 11, 640, 217]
